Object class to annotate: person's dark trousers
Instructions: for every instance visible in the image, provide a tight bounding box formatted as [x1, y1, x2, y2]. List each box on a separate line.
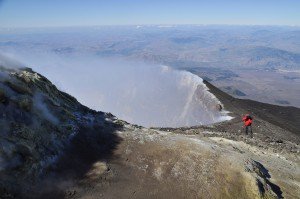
[245, 125, 253, 137]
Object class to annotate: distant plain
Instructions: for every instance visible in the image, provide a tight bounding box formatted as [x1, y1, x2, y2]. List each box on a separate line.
[1, 25, 299, 107]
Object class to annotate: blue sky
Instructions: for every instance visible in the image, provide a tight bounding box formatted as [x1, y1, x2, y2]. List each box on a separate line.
[0, 0, 299, 27]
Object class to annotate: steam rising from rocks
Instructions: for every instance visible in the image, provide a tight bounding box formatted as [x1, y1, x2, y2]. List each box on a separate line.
[2, 53, 231, 127]
[0, 53, 230, 127]
[0, 53, 24, 69]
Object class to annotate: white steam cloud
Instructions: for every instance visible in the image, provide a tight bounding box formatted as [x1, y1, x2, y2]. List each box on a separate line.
[2, 52, 231, 127]
[33, 93, 59, 125]
[0, 53, 24, 69]
[0, 47, 230, 127]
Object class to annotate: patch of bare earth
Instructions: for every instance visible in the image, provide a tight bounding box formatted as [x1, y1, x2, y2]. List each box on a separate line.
[61, 123, 299, 199]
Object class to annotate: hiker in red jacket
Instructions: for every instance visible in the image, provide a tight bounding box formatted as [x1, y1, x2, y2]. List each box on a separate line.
[242, 114, 253, 137]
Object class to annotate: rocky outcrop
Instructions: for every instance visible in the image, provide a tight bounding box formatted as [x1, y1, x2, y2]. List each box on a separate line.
[0, 66, 123, 197]
[245, 159, 283, 198]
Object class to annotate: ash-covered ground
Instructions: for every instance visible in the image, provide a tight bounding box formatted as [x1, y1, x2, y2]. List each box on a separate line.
[0, 62, 299, 199]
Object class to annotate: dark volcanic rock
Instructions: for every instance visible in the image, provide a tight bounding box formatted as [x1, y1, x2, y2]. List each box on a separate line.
[0, 66, 123, 198]
[1, 64, 299, 199]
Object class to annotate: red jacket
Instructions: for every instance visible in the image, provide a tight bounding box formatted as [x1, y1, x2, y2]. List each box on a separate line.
[242, 115, 253, 126]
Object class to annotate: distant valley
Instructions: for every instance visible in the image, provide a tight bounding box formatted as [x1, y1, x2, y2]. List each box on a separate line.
[0, 25, 299, 107]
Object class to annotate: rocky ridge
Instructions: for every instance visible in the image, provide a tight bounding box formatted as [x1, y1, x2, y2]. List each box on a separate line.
[0, 65, 299, 198]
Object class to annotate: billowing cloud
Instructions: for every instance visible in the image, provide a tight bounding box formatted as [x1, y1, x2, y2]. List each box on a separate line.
[3, 51, 230, 127]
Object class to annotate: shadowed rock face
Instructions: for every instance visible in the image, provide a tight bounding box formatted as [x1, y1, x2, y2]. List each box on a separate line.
[0, 65, 299, 199]
[0, 66, 123, 197]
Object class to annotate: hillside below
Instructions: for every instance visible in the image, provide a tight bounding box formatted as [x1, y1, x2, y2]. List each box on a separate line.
[0, 65, 299, 199]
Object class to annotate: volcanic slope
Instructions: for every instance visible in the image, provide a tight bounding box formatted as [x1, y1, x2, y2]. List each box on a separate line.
[0, 65, 299, 199]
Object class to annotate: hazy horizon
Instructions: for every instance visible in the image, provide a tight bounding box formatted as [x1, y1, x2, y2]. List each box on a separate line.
[1, 24, 300, 29]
